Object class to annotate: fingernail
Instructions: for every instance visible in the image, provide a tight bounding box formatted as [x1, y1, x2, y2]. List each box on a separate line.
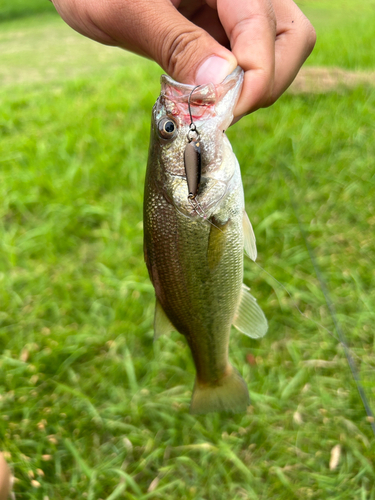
[195, 56, 234, 85]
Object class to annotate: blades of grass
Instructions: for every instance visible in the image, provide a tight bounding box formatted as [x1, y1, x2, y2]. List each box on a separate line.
[64, 438, 93, 479]
[55, 451, 62, 480]
[139, 479, 185, 500]
[55, 346, 88, 375]
[218, 443, 258, 499]
[281, 368, 308, 400]
[101, 419, 139, 433]
[172, 443, 217, 452]
[105, 482, 127, 500]
[109, 469, 142, 496]
[351, 449, 375, 479]
[361, 481, 368, 500]
[53, 381, 103, 423]
[273, 467, 296, 496]
[248, 391, 280, 404]
[288, 183, 375, 436]
[87, 471, 97, 500]
[123, 347, 138, 393]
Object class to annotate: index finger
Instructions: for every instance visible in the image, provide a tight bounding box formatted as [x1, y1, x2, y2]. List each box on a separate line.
[216, 0, 277, 116]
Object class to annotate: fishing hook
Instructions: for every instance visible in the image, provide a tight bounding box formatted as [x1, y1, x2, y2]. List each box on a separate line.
[187, 85, 201, 142]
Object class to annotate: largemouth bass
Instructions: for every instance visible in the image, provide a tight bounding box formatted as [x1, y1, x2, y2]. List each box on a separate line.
[144, 67, 268, 414]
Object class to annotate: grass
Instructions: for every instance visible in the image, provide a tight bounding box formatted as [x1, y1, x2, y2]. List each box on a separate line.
[0, 0, 56, 22]
[299, 0, 375, 69]
[0, 1, 375, 499]
[0, 14, 133, 88]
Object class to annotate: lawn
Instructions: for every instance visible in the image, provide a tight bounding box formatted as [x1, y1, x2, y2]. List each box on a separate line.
[0, 2, 374, 499]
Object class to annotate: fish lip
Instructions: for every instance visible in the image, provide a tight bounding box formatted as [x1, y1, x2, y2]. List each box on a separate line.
[160, 66, 243, 97]
[159, 66, 244, 126]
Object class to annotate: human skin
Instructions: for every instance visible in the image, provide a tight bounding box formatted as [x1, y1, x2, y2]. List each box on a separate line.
[0, 454, 10, 500]
[51, 0, 316, 120]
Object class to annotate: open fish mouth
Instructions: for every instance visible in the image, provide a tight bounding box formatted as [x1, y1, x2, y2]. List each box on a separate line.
[160, 67, 243, 126]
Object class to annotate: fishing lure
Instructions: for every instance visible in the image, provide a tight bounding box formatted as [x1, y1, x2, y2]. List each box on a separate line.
[184, 85, 202, 203]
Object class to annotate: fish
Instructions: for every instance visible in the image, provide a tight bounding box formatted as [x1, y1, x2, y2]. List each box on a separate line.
[143, 67, 268, 415]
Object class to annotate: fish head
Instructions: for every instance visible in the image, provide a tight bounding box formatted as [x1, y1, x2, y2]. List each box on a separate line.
[148, 67, 244, 216]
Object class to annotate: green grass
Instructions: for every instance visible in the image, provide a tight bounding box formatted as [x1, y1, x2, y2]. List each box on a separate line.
[298, 0, 375, 69]
[0, 2, 375, 499]
[0, 14, 133, 88]
[0, 0, 56, 22]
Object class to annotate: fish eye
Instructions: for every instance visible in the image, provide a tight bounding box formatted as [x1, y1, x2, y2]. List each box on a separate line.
[158, 117, 177, 140]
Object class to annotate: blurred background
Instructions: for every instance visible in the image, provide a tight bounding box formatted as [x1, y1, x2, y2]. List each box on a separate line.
[0, 1, 374, 499]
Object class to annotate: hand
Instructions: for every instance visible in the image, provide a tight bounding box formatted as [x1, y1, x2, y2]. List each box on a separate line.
[51, 0, 316, 120]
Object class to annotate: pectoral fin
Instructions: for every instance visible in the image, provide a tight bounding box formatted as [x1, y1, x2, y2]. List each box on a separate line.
[207, 220, 228, 271]
[243, 211, 257, 261]
[154, 298, 174, 340]
[233, 284, 268, 338]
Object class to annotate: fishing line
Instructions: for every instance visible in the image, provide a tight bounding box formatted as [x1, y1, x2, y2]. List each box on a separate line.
[252, 215, 375, 435]
[253, 261, 340, 340]
[187, 85, 201, 132]
[287, 186, 375, 436]
[253, 261, 375, 369]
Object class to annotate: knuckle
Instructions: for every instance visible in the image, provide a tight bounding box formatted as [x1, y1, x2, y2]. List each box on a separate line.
[265, 91, 278, 108]
[305, 23, 317, 53]
[231, 14, 276, 47]
[254, 72, 275, 108]
[261, 83, 274, 105]
[262, 89, 276, 108]
[161, 27, 202, 77]
[298, 15, 317, 55]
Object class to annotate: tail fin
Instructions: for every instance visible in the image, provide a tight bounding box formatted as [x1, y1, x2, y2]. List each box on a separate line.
[190, 366, 250, 415]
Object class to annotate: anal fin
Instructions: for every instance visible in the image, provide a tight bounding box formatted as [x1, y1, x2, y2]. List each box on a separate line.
[233, 284, 268, 338]
[243, 210, 257, 261]
[154, 298, 175, 340]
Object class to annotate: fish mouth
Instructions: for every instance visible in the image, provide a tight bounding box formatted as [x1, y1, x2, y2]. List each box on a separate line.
[160, 67, 243, 125]
[160, 66, 243, 99]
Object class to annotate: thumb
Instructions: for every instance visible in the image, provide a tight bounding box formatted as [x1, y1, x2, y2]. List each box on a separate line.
[57, 0, 238, 85]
